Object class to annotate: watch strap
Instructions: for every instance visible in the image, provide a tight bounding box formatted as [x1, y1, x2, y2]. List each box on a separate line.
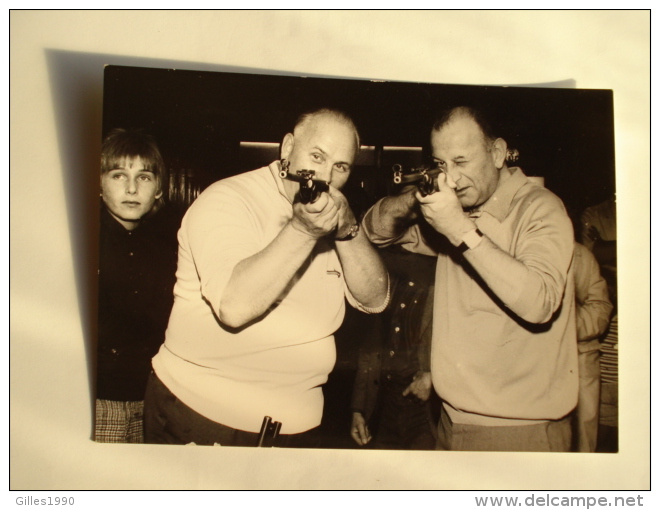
[458, 228, 483, 253]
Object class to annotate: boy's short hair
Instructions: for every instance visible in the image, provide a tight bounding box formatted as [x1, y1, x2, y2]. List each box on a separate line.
[101, 128, 167, 210]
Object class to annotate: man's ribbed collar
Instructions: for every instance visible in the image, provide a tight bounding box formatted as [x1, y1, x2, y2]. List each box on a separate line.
[469, 167, 529, 222]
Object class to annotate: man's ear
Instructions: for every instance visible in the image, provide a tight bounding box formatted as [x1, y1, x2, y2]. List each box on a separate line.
[281, 133, 294, 160]
[492, 138, 507, 169]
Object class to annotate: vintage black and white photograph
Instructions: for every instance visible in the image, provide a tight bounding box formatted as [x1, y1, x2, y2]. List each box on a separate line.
[11, 10, 649, 492]
[96, 65, 617, 453]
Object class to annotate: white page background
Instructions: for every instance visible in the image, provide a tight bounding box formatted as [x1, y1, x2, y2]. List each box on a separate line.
[9, 10, 650, 492]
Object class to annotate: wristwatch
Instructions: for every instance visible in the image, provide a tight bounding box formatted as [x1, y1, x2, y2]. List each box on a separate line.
[458, 228, 483, 253]
[337, 223, 360, 241]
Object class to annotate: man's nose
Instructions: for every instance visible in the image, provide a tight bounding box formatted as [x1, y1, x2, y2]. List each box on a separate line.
[445, 167, 461, 189]
[315, 164, 333, 184]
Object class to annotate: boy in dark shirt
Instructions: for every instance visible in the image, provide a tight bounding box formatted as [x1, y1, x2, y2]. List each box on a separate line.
[96, 129, 178, 443]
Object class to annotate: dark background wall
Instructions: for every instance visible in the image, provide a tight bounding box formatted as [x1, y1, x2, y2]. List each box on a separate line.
[103, 65, 615, 218]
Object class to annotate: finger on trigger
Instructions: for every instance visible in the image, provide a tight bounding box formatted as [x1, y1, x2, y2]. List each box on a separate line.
[414, 190, 427, 203]
[307, 193, 329, 213]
